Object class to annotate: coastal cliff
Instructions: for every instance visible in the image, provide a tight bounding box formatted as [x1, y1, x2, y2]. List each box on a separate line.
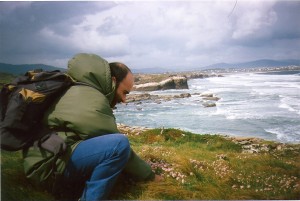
[133, 72, 223, 91]
[133, 76, 188, 91]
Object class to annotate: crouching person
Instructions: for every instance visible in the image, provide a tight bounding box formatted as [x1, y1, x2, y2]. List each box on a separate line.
[22, 53, 157, 200]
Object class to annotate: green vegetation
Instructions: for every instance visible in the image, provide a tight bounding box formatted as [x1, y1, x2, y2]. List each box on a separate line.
[0, 63, 64, 75]
[0, 72, 15, 86]
[1, 128, 300, 200]
[1, 151, 54, 201]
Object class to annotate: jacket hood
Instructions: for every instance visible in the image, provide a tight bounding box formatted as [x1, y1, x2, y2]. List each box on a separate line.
[67, 53, 115, 103]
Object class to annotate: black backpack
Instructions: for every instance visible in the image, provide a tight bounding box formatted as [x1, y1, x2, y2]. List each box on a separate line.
[0, 69, 73, 153]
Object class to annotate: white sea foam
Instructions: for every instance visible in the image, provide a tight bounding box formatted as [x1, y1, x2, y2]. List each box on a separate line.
[278, 95, 300, 115]
[212, 106, 259, 120]
[279, 103, 296, 112]
[265, 127, 300, 143]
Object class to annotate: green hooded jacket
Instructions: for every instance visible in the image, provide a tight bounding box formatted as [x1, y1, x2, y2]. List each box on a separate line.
[23, 53, 154, 189]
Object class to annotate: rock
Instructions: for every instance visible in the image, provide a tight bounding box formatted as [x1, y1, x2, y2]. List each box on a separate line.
[187, 73, 209, 79]
[126, 93, 192, 103]
[174, 93, 191, 98]
[181, 93, 192, 98]
[193, 93, 201, 95]
[159, 78, 176, 90]
[202, 101, 216, 107]
[199, 92, 220, 104]
[243, 149, 256, 154]
[134, 76, 188, 91]
[260, 145, 270, 152]
[242, 145, 252, 149]
[202, 96, 220, 101]
[134, 82, 161, 91]
[239, 140, 251, 145]
[117, 123, 151, 136]
[216, 154, 228, 160]
[172, 76, 189, 89]
[200, 92, 214, 97]
[154, 100, 162, 104]
[126, 93, 151, 103]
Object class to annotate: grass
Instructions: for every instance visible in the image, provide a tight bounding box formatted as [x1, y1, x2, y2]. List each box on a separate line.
[1, 151, 54, 201]
[2, 128, 300, 200]
[0, 72, 15, 85]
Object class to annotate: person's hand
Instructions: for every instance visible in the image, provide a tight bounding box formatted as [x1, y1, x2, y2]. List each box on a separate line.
[154, 174, 163, 182]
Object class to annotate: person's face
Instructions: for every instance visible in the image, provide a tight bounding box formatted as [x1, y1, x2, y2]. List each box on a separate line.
[111, 72, 134, 108]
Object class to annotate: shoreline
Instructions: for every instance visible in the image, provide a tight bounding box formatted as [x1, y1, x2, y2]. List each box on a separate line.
[117, 123, 300, 154]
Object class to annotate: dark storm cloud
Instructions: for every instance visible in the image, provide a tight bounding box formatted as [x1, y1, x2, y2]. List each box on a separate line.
[1, 1, 115, 35]
[0, 1, 116, 65]
[272, 1, 300, 40]
[0, 1, 299, 69]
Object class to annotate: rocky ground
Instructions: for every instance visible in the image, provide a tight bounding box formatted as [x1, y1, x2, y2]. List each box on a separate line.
[126, 91, 220, 107]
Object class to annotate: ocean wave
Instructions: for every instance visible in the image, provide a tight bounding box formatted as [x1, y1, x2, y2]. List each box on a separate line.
[265, 127, 300, 143]
[207, 73, 300, 90]
[212, 107, 265, 120]
[279, 95, 300, 115]
[279, 103, 296, 112]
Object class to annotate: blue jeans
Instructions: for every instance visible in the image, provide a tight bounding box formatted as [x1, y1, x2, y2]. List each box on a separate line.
[63, 134, 131, 201]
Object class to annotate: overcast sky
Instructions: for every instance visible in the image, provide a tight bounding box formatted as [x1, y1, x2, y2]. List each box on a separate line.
[1, 1, 300, 70]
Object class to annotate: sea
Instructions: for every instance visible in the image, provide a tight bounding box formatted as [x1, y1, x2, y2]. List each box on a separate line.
[115, 70, 300, 144]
